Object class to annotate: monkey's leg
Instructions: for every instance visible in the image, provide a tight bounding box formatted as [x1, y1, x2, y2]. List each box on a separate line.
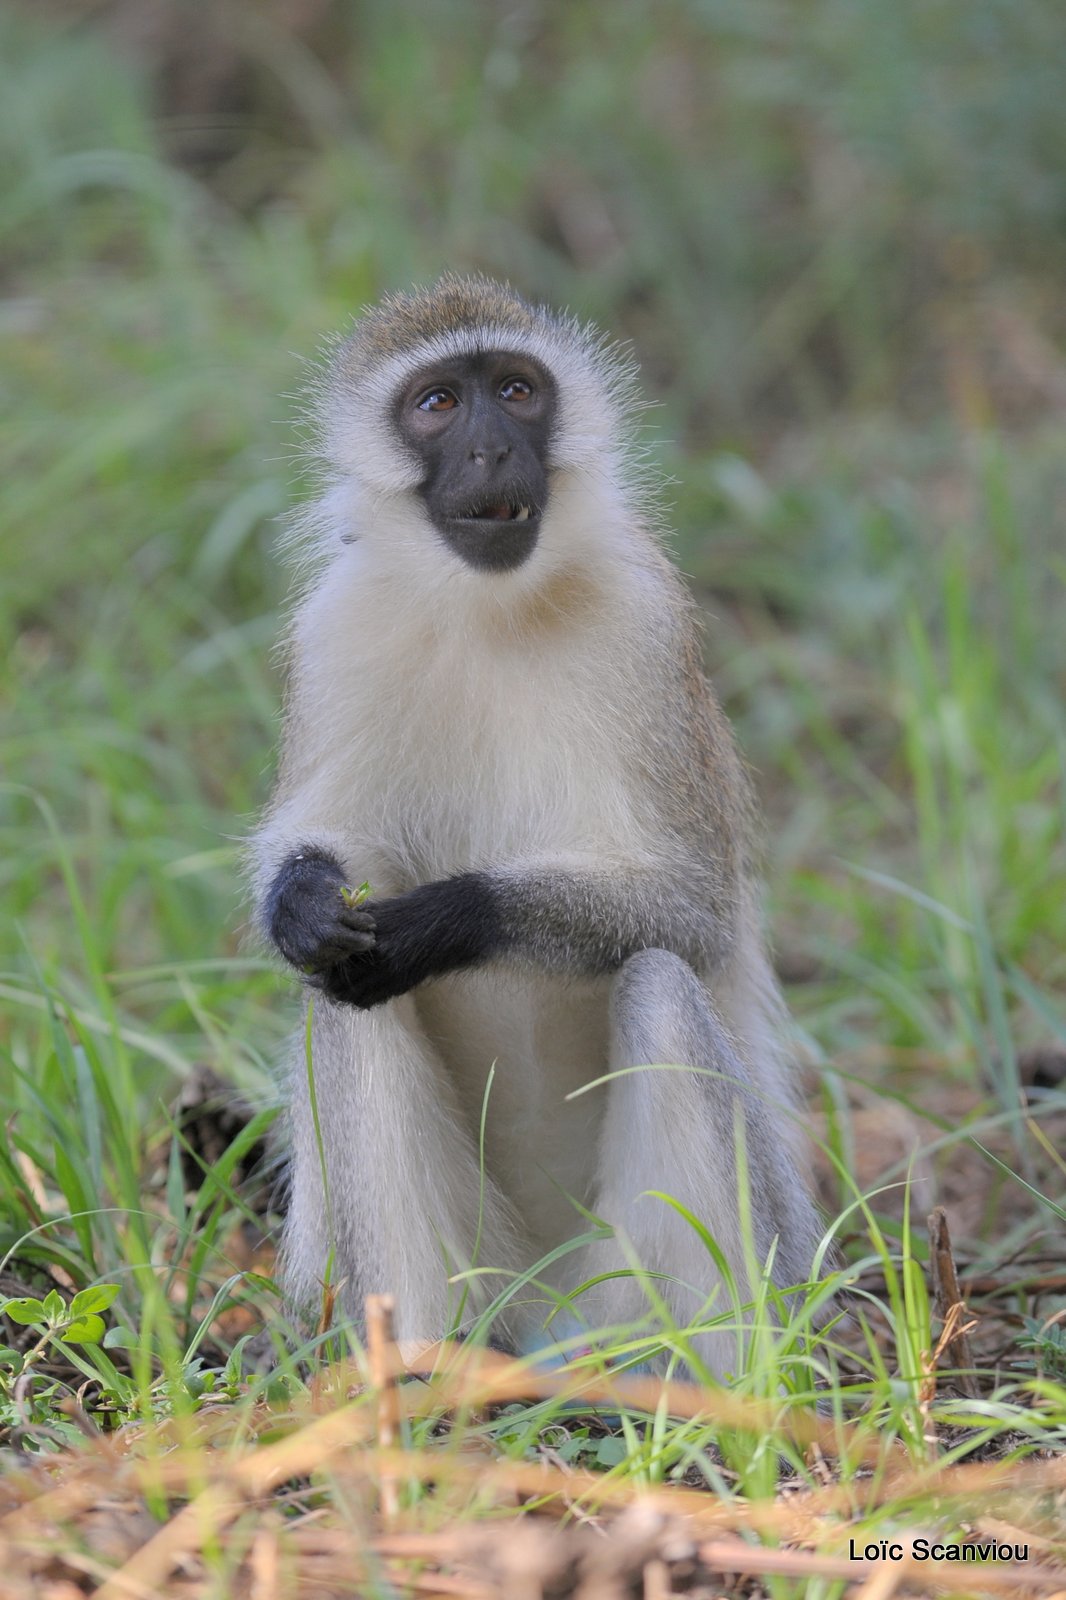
[283, 993, 523, 1354]
[564, 948, 816, 1377]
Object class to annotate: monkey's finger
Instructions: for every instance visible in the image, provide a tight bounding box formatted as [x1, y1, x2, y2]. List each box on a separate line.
[320, 929, 376, 959]
[298, 934, 376, 975]
[337, 908, 376, 934]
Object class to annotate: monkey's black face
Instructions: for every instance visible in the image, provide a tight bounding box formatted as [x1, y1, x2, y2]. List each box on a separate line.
[394, 350, 556, 572]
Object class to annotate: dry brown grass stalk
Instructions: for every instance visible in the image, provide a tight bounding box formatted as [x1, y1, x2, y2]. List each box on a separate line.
[4, 1438, 1064, 1599]
[1, 1329, 1063, 1598]
[365, 1292, 401, 1522]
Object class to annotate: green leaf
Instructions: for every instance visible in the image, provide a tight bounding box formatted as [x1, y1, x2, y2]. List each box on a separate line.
[70, 1284, 120, 1317]
[224, 1333, 254, 1390]
[103, 1324, 137, 1350]
[183, 1367, 208, 1398]
[595, 1436, 628, 1468]
[2, 1297, 47, 1326]
[42, 1288, 65, 1321]
[60, 1314, 106, 1344]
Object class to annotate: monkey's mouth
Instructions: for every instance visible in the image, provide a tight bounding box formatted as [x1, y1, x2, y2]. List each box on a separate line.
[454, 501, 536, 524]
[436, 494, 544, 572]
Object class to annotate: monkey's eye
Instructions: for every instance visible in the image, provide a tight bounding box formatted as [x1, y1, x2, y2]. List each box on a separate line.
[499, 377, 533, 402]
[417, 388, 459, 412]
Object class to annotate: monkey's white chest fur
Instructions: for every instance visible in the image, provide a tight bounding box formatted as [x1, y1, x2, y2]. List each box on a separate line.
[290, 550, 650, 1224]
[291, 549, 650, 875]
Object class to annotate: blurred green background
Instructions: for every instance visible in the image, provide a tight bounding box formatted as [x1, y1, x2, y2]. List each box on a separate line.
[2, 0, 1065, 1272]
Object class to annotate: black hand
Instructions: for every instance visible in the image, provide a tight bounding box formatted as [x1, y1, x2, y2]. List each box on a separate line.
[320, 873, 505, 1009]
[266, 851, 375, 973]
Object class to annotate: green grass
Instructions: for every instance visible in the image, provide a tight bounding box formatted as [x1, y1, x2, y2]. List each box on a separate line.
[1, 4, 1065, 1591]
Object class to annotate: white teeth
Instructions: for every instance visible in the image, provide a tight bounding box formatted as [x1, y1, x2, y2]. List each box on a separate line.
[515, 506, 530, 521]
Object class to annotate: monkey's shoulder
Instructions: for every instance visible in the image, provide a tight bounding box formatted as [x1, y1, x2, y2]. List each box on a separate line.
[634, 611, 756, 862]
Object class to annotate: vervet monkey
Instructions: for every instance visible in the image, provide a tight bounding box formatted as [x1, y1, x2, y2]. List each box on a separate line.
[252, 274, 822, 1373]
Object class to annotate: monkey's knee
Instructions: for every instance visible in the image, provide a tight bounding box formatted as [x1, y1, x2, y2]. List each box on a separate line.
[611, 947, 733, 1074]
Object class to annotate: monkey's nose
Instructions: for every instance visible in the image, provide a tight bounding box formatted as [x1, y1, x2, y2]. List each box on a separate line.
[471, 443, 511, 468]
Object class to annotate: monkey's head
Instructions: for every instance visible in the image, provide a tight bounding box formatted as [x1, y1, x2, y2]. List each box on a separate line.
[316, 275, 638, 579]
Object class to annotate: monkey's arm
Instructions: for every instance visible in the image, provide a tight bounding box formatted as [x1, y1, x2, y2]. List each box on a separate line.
[266, 848, 735, 1008]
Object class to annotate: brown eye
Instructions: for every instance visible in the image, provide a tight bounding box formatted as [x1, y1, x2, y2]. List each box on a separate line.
[417, 388, 458, 412]
[499, 377, 533, 402]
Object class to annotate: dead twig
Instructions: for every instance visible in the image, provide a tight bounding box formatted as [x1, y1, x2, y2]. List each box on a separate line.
[928, 1207, 981, 1398]
[366, 1293, 402, 1523]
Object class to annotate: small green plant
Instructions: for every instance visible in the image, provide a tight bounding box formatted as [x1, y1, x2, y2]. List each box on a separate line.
[2, 1282, 121, 1357]
[340, 882, 373, 908]
[0, 1283, 128, 1445]
[1016, 1316, 1066, 1378]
